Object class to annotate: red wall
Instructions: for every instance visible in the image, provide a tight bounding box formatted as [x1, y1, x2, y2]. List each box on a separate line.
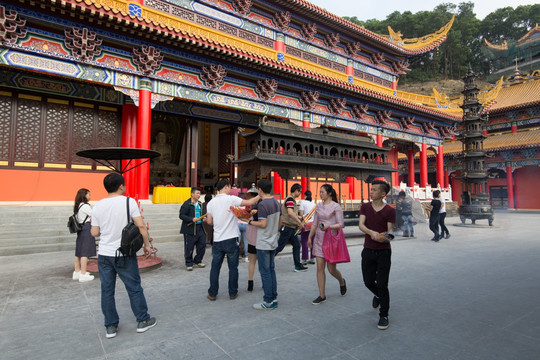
[0, 169, 109, 201]
[514, 167, 540, 210]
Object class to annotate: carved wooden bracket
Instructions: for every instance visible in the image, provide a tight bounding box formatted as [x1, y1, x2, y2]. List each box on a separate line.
[273, 11, 291, 32]
[201, 64, 227, 89]
[300, 23, 317, 41]
[325, 33, 340, 49]
[439, 125, 456, 138]
[351, 104, 369, 119]
[391, 60, 410, 74]
[376, 110, 392, 125]
[329, 98, 346, 115]
[64, 27, 102, 61]
[133, 45, 163, 76]
[233, 0, 252, 16]
[372, 52, 385, 65]
[346, 42, 361, 56]
[256, 79, 278, 100]
[0, 6, 27, 44]
[422, 122, 436, 134]
[400, 116, 415, 130]
[300, 91, 319, 110]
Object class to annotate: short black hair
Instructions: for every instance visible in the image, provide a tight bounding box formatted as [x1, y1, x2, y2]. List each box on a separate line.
[433, 190, 441, 198]
[216, 179, 230, 191]
[258, 179, 272, 194]
[399, 191, 406, 197]
[103, 173, 124, 193]
[304, 190, 312, 202]
[191, 187, 201, 193]
[372, 180, 390, 195]
[290, 184, 302, 193]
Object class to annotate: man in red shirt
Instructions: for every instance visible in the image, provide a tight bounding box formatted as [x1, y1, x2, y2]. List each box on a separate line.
[359, 180, 396, 330]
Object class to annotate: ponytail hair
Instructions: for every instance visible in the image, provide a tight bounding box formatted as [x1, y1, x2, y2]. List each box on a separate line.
[74, 188, 90, 213]
[321, 184, 338, 203]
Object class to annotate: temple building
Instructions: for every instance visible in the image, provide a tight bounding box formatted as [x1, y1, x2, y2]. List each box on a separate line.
[0, 0, 462, 203]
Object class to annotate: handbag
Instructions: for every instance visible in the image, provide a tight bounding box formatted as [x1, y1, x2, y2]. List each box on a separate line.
[322, 228, 350, 264]
[116, 197, 143, 263]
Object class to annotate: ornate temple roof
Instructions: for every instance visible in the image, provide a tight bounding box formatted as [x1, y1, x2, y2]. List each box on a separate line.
[441, 129, 540, 155]
[272, 0, 455, 55]
[489, 71, 540, 112]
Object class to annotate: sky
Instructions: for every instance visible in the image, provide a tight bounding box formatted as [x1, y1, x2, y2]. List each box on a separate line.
[307, 0, 538, 21]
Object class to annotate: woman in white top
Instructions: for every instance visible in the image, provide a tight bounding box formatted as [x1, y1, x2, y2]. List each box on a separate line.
[439, 195, 450, 240]
[299, 190, 316, 265]
[73, 188, 96, 282]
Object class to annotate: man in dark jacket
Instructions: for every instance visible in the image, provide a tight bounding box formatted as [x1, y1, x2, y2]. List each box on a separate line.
[179, 187, 207, 271]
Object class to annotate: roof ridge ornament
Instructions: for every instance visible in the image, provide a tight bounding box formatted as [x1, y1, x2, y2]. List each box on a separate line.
[273, 11, 291, 32]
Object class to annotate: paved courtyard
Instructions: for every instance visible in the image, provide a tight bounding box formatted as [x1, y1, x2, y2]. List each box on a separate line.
[1, 211, 539, 360]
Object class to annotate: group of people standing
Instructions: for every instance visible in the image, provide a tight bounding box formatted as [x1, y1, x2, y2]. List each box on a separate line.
[72, 175, 398, 339]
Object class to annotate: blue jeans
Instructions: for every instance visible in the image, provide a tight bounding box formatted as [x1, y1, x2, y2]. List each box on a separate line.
[257, 249, 277, 303]
[208, 238, 239, 297]
[402, 214, 414, 234]
[98, 254, 150, 327]
[275, 226, 302, 267]
[238, 222, 248, 256]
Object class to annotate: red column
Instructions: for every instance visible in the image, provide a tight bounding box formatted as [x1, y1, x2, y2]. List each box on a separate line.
[301, 113, 309, 194]
[407, 149, 415, 187]
[136, 79, 152, 200]
[511, 123, 517, 133]
[275, 33, 285, 61]
[121, 104, 138, 197]
[273, 171, 282, 198]
[420, 142, 428, 187]
[436, 145, 444, 188]
[506, 166, 514, 209]
[346, 177, 355, 200]
[301, 177, 309, 199]
[444, 170, 449, 188]
[346, 59, 354, 84]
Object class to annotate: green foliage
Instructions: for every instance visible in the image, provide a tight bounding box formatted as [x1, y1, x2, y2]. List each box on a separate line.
[345, 3, 540, 81]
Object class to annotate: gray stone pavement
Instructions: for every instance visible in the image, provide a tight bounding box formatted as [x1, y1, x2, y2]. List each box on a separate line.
[1, 212, 539, 360]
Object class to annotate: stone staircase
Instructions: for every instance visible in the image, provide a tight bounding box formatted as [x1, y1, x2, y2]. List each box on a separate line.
[0, 202, 183, 256]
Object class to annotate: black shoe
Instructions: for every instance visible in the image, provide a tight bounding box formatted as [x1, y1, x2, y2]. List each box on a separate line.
[372, 296, 380, 309]
[137, 317, 157, 333]
[340, 279, 347, 296]
[378, 316, 389, 330]
[106, 325, 118, 339]
[294, 264, 308, 272]
[439, 234, 444, 240]
[445, 233, 451, 239]
[312, 296, 327, 305]
[410, 232, 414, 237]
[430, 237, 439, 242]
[247, 280, 253, 292]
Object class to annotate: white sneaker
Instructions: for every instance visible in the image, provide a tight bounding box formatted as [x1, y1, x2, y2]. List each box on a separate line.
[72, 271, 81, 280]
[79, 272, 94, 282]
[244, 257, 249, 263]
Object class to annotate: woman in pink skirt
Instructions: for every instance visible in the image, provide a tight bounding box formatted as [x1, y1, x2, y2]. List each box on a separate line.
[308, 184, 346, 305]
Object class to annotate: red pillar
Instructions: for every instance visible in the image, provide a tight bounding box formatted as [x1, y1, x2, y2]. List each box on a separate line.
[436, 145, 444, 188]
[346, 177, 355, 200]
[420, 142, 428, 187]
[273, 171, 282, 198]
[346, 59, 354, 84]
[275, 33, 285, 61]
[506, 166, 514, 209]
[301, 113, 309, 196]
[136, 80, 152, 200]
[121, 104, 138, 197]
[301, 177, 309, 199]
[407, 149, 415, 187]
[444, 170, 449, 188]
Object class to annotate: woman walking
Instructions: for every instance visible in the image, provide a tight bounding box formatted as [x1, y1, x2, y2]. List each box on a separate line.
[308, 184, 346, 305]
[299, 190, 316, 265]
[73, 188, 96, 282]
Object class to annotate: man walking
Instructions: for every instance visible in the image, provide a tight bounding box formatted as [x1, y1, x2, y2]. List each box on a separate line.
[249, 179, 281, 310]
[358, 180, 396, 330]
[179, 187, 207, 271]
[91, 173, 157, 339]
[275, 184, 308, 272]
[399, 191, 414, 237]
[206, 179, 259, 300]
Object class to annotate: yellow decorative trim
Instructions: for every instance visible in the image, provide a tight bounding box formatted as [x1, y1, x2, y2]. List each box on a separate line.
[74, 102, 94, 108]
[479, 76, 504, 107]
[98, 106, 117, 111]
[18, 94, 41, 101]
[383, 15, 455, 51]
[0, 161, 8, 166]
[44, 163, 67, 168]
[484, 38, 508, 50]
[0, 91, 12, 97]
[47, 98, 69, 105]
[96, 166, 111, 171]
[71, 164, 92, 169]
[14, 162, 39, 167]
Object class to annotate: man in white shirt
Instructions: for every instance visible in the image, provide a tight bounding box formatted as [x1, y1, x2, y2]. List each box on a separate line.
[91, 173, 156, 339]
[205, 179, 259, 300]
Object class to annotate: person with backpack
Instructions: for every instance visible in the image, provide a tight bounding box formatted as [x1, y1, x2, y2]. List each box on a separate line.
[91, 173, 157, 339]
[72, 188, 95, 282]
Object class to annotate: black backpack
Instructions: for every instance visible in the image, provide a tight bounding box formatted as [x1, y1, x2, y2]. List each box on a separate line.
[67, 204, 88, 234]
[116, 197, 144, 263]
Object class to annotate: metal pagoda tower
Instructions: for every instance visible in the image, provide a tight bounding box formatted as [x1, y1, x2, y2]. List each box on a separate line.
[458, 65, 494, 226]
